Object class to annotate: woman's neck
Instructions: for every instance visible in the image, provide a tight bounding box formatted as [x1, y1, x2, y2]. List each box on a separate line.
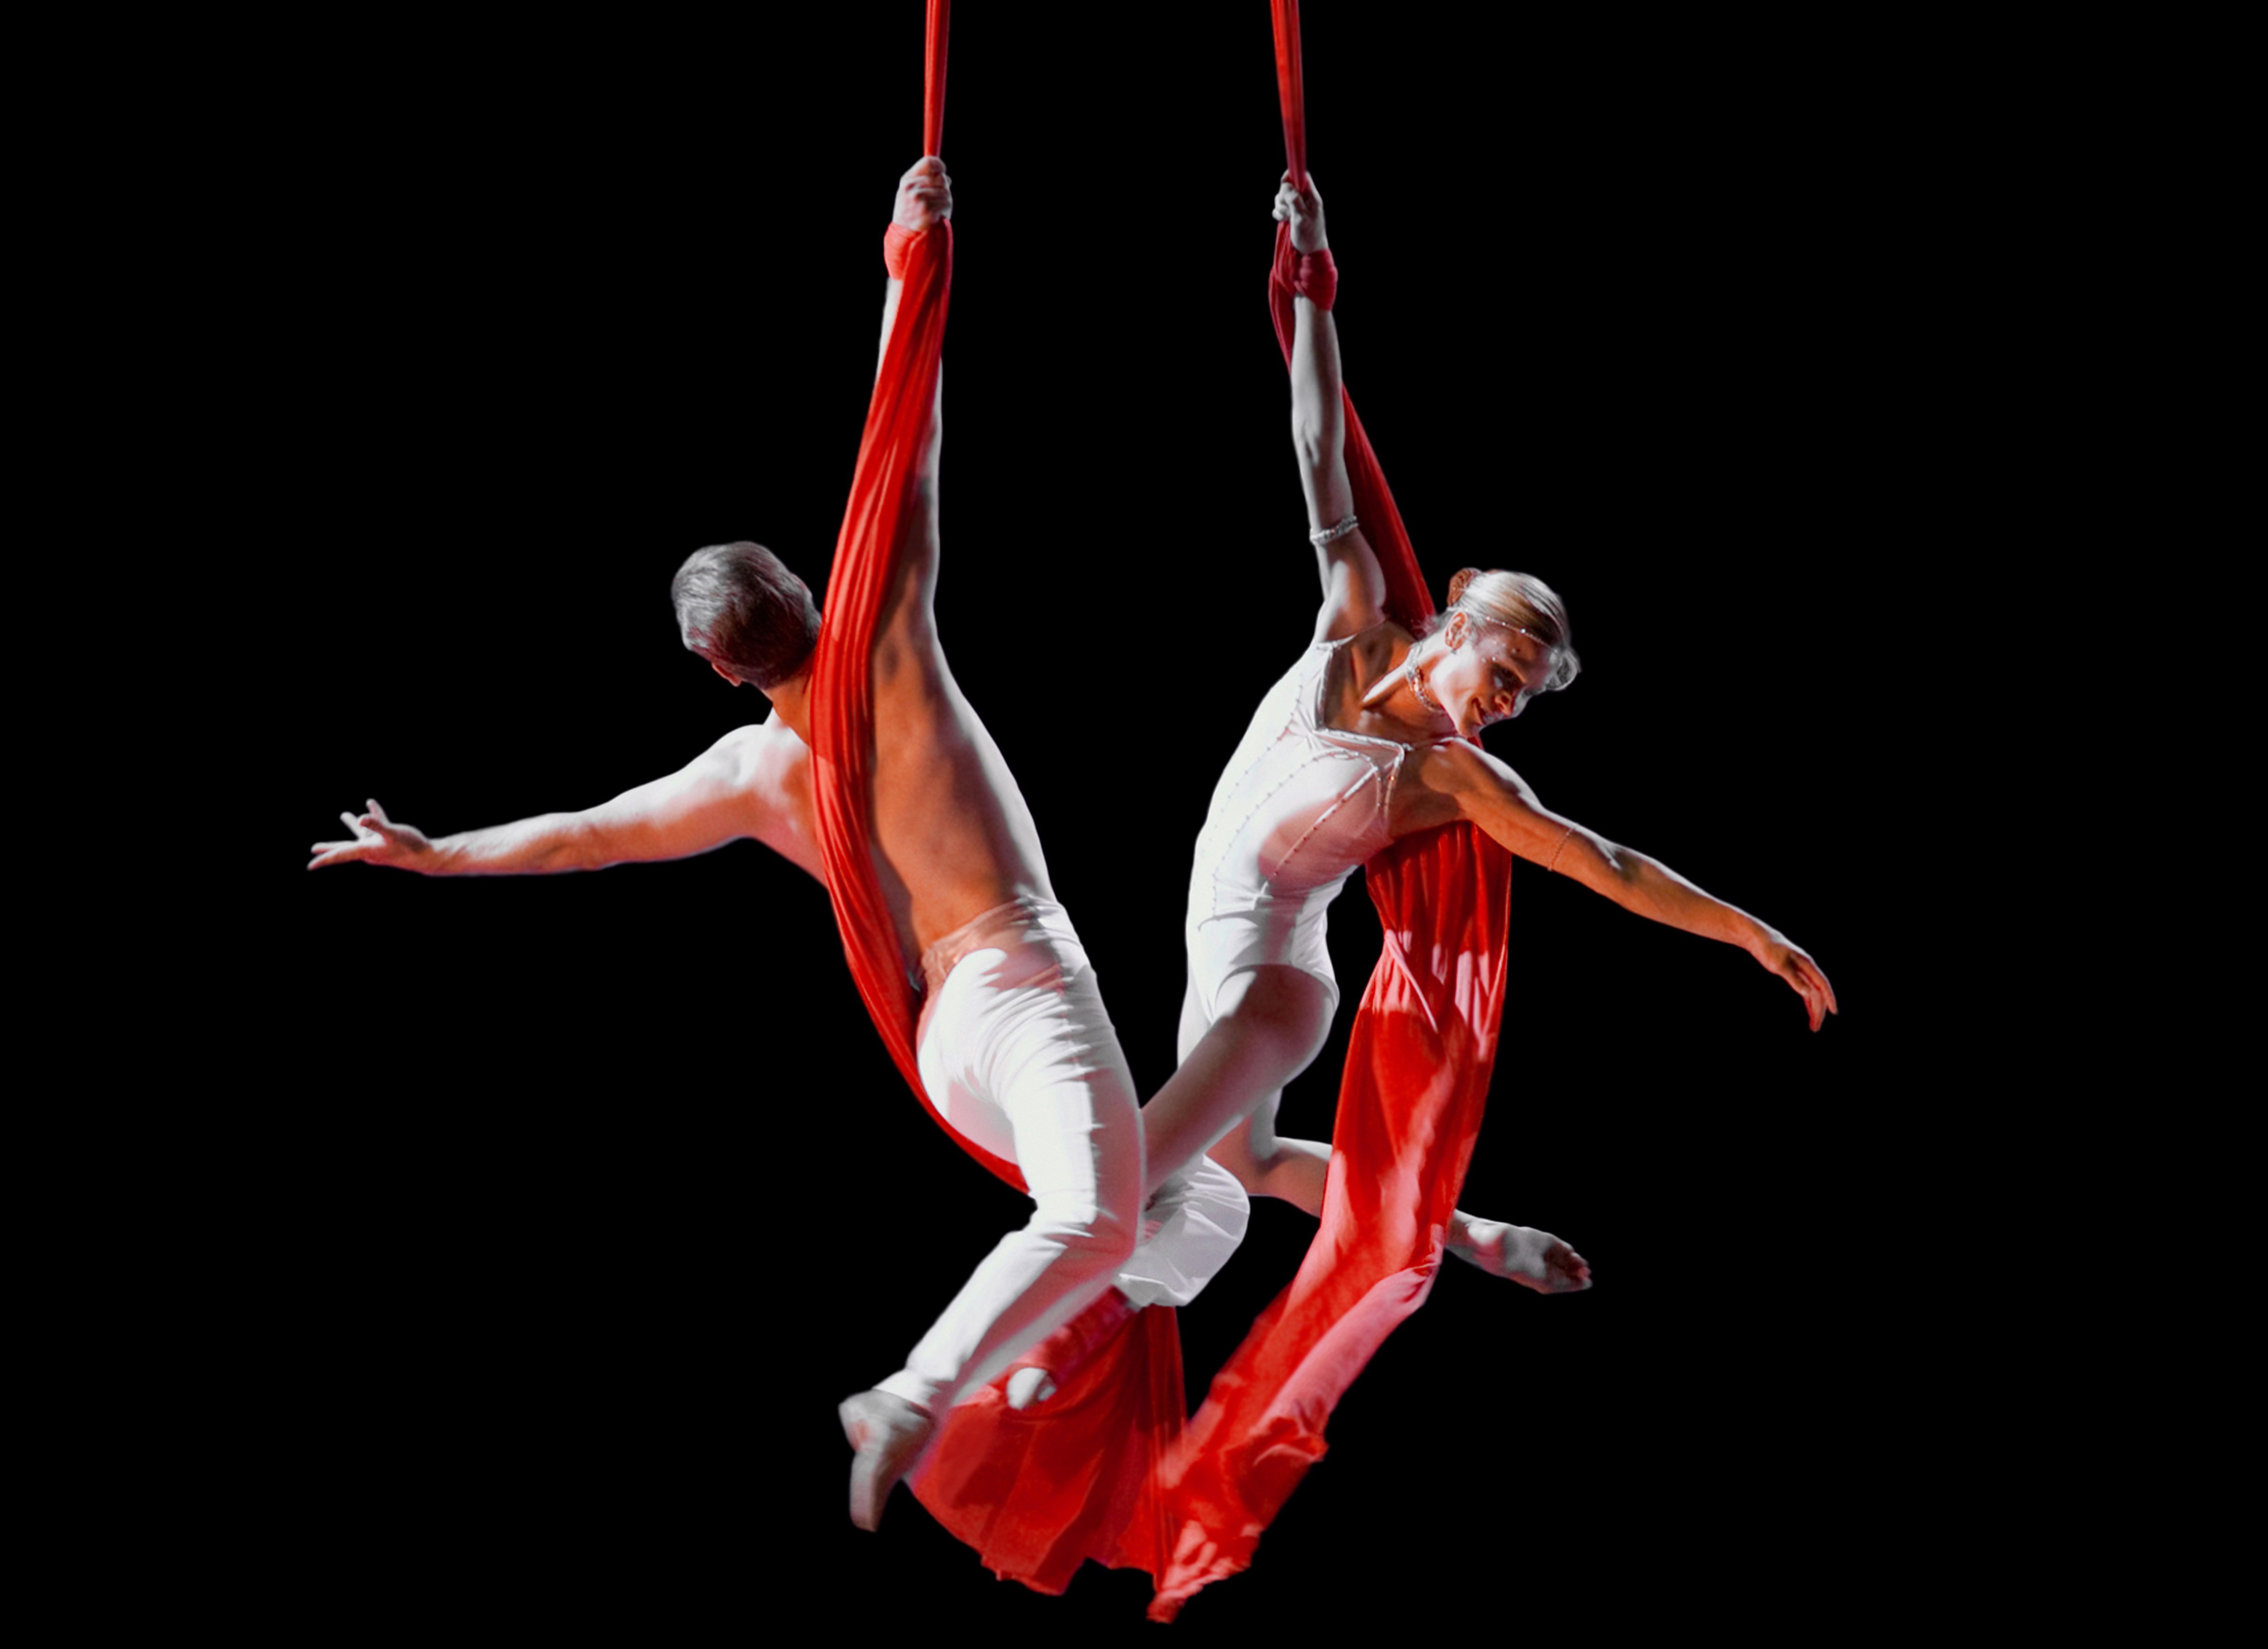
[1358, 632, 1450, 734]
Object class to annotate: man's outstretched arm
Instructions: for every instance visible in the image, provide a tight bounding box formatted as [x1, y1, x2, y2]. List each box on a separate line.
[307, 721, 825, 881]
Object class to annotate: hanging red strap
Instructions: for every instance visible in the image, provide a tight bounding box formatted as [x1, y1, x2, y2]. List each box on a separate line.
[923, 0, 949, 159]
[807, 2, 1024, 1191]
[1271, 0, 1308, 193]
[1146, 4, 1520, 1621]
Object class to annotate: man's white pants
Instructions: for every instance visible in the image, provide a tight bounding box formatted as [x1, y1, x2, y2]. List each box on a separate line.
[874, 899, 1247, 1412]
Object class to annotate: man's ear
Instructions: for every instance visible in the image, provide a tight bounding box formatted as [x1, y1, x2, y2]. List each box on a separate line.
[710, 659, 745, 687]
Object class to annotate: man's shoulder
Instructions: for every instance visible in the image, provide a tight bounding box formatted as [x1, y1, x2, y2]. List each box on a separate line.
[705, 720, 811, 789]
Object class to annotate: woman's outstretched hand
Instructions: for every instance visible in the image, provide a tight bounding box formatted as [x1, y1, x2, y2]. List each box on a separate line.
[1273, 171, 1327, 254]
[894, 157, 953, 233]
[308, 799, 436, 871]
[1757, 934, 1838, 1031]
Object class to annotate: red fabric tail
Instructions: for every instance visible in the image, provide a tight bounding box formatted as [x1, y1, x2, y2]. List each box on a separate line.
[1144, 34, 1520, 1618]
[1146, 832, 1512, 1621]
[911, 1295, 1186, 1595]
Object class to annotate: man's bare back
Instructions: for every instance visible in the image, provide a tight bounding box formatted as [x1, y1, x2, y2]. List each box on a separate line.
[863, 607, 1057, 964]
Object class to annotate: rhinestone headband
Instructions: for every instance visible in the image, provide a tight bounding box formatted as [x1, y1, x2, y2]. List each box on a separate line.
[1452, 605, 1541, 645]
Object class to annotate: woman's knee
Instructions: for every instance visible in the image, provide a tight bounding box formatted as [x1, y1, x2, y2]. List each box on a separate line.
[1215, 967, 1334, 1068]
[1206, 1128, 1267, 1193]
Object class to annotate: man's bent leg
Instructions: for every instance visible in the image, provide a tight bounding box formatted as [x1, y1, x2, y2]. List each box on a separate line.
[873, 906, 1143, 1415]
[998, 1154, 1252, 1410]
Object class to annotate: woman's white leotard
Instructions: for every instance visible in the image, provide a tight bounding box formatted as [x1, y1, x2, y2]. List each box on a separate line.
[1185, 632, 1452, 1022]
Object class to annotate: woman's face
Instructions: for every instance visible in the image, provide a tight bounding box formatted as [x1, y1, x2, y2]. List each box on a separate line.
[1433, 615, 1553, 739]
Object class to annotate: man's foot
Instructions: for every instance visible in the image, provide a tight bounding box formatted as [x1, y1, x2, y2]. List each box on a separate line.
[1448, 1219, 1592, 1293]
[838, 1391, 937, 1531]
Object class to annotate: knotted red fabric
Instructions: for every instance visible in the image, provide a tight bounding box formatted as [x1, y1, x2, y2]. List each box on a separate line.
[804, 2, 1191, 1585]
[1141, 0, 1519, 1620]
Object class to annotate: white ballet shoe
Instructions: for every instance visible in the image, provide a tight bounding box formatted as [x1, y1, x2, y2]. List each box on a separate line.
[838, 1390, 937, 1531]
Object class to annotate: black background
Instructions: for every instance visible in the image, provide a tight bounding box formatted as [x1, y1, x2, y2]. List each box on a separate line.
[242, 6, 1948, 1634]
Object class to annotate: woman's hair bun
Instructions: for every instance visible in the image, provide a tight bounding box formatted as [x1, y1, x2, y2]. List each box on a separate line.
[1445, 567, 1482, 607]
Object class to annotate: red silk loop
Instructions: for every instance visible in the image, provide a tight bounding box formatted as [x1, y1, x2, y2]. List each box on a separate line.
[883, 222, 920, 281]
[1292, 248, 1337, 311]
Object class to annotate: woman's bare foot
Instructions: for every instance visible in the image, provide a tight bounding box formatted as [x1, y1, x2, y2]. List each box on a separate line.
[838, 1391, 937, 1531]
[1447, 1219, 1592, 1293]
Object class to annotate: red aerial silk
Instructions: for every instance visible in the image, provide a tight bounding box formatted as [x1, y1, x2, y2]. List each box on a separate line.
[805, 1, 1190, 1586]
[809, 0, 1019, 1188]
[1140, 0, 1520, 1621]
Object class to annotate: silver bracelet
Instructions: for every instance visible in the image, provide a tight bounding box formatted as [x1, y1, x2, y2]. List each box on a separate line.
[1309, 514, 1359, 547]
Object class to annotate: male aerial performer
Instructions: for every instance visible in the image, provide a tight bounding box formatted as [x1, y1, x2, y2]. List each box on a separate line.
[308, 158, 1247, 1531]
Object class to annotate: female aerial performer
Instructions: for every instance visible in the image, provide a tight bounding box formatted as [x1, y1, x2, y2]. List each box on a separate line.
[1132, 170, 1838, 1290]
[954, 167, 1841, 1619]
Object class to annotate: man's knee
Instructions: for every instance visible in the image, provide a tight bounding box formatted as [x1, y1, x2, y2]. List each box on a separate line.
[1029, 1192, 1140, 1272]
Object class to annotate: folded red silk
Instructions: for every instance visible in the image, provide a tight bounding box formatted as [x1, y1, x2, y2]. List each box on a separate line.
[805, 1, 1194, 1586]
[1140, 0, 1520, 1621]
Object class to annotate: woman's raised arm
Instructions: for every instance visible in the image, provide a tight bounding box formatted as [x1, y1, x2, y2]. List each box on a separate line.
[1279, 175, 1386, 642]
[1431, 742, 1839, 1031]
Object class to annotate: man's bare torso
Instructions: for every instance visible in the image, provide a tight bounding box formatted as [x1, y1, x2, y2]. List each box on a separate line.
[750, 617, 1054, 970]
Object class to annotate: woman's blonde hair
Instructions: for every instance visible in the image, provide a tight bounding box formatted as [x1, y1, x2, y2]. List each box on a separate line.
[1441, 568, 1581, 692]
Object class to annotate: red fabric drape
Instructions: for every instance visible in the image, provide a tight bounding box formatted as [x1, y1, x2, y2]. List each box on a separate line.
[809, 2, 1023, 1189]
[805, 4, 1192, 1584]
[1140, 1, 1520, 1621]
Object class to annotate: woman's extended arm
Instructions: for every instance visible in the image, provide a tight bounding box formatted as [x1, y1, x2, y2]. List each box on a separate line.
[1436, 743, 1838, 1030]
[306, 722, 825, 882]
[1278, 176, 1386, 642]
